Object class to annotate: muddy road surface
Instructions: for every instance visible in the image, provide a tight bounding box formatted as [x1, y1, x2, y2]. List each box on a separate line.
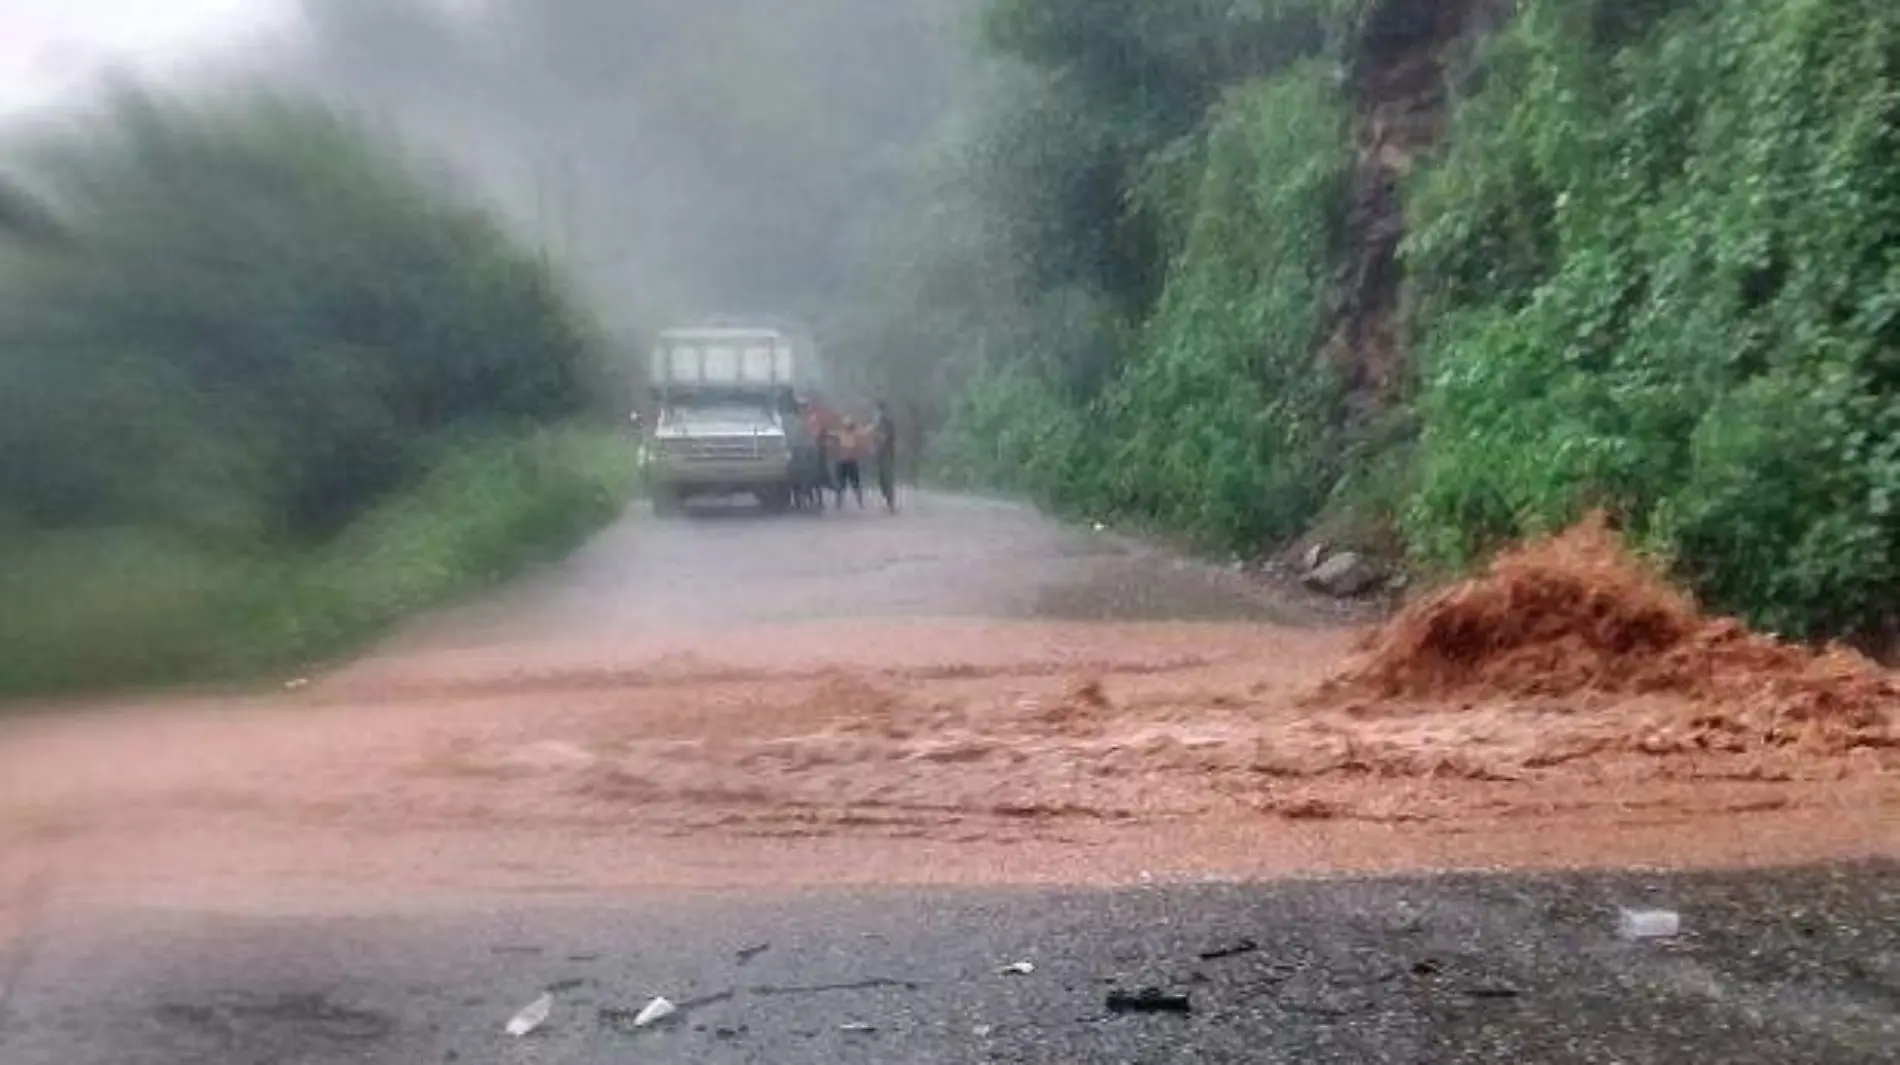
[2, 493, 1898, 1063]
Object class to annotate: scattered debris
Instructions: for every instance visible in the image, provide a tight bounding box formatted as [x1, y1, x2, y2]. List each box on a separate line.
[1617, 908, 1682, 941]
[1105, 988, 1192, 1015]
[600, 991, 729, 1035]
[736, 942, 772, 966]
[1198, 938, 1260, 961]
[972, 1024, 994, 1038]
[632, 997, 677, 1028]
[998, 961, 1035, 976]
[713, 1025, 747, 1040]
[284, 677, 310, 691]
[1466, 983, 1522, 1000]
[504, 993, 552, 1037]
[839, 1022, 878, 1034]
[544, 978, 585, 994]
[600, 987, 733, 1032]
[1410, 958, 1442, 977]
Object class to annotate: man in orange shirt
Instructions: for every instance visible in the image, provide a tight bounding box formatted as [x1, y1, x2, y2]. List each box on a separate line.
[832, 416, 866, 509]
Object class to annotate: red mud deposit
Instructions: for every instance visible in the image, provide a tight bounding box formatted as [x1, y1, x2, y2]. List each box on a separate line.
[1, 585, 1897, 915]
[1317, 515, 1899, 754]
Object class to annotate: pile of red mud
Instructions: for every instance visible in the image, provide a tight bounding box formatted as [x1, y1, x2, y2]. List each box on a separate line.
[1318, 515, 1898, 749]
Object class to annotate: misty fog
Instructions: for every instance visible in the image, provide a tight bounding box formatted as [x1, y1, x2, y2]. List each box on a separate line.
[283, 0, 975, 352]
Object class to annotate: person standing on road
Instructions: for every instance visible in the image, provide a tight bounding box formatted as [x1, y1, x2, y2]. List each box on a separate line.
[833, 416, 866, 509]
[787, 399, 817, 511]
[803, 401, 832, 510]
[871, 400, 898, 513]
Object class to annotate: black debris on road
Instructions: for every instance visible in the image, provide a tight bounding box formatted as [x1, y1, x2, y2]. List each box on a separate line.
[1105, 987, 1193, 1014]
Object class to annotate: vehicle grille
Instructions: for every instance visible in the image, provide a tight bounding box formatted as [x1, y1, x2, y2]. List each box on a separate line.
[663, 437, 771, 461]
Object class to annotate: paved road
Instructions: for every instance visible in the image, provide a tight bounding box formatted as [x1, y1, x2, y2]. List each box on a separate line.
[6, 865, 1898, 1063]
[2, 495, 1897, 1063]
[389, 492, 1327, 650]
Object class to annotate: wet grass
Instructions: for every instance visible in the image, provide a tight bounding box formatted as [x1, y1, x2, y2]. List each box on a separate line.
[0, 428, 637, 700]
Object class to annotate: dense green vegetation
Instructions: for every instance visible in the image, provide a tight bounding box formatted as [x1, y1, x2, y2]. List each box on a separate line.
[12, 0, 1894, 696]
[916, 1, 1391, 547]
[1405, 0, 1900, 639]
[0, 89, 632, 695]
[913, 0, 1900, 640]
[933, 61, 1351, 550]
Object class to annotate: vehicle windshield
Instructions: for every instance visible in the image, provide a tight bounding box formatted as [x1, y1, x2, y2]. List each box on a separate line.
[662, 404, 776, 427]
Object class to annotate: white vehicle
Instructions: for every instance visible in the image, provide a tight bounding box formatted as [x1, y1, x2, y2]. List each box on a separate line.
[643, 324, 807, 514]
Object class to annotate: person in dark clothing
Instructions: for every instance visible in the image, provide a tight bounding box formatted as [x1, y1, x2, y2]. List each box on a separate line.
[871, 400, 898, 513]
[790, 400, 828, 511]
[808, 423, 832, 510]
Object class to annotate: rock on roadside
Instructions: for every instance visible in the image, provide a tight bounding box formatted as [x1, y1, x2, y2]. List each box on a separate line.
[1302, 551, 1384, 598]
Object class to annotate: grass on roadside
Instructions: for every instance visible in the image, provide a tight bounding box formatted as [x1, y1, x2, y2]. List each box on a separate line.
[0, 427, 637, 698]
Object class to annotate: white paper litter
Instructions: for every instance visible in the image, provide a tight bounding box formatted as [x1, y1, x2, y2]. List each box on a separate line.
[1617, 908, 1681, 940]
[504, 993, 552, 1037]
[632, 996, 677, 1028]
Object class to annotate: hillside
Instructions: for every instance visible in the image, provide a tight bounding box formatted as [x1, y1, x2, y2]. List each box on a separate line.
[910, 0, 1900, 643]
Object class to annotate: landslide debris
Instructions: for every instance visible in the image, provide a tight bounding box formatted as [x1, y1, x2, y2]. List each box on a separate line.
[1317, 514, 1898, 751]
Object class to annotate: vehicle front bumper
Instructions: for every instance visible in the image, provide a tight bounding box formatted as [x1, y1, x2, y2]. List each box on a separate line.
[650, 456, 793, 493]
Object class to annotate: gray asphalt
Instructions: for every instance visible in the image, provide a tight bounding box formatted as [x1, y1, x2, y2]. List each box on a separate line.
[388, 492, 1337, 651]
[3, 495, 1897, 1064]
[5, 866, 1898, 1063]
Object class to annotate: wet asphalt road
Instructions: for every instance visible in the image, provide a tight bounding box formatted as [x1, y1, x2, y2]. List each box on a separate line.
[6, 865, 1899, 1064]
[389, 492, 1325, 652]
[4, 494, 1898, 1063]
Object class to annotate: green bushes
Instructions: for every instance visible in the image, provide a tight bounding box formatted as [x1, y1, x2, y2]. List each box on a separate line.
[931, 65, 1349, 552]
[0, 88, 602, 541]
[931, 358, 1097, 505]
[902, 0, 1900, 641]
[0, 87, 631, 695]
[1096, 68, 1349, 549]
[0, 430, 634, 697]
[1406, 0, 1900, 637]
